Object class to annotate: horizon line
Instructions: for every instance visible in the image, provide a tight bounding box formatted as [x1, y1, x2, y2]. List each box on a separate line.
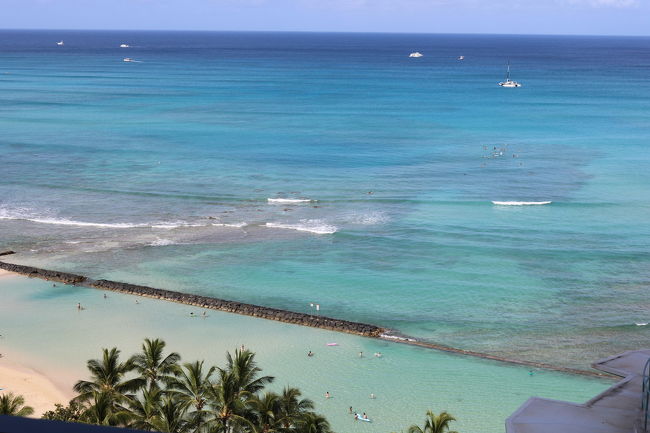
[1, 27, 649, 38]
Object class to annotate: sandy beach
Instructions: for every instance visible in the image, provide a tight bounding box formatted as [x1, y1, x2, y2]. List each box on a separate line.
[0, 359, 72, 417]
[1, 269, 72, 416]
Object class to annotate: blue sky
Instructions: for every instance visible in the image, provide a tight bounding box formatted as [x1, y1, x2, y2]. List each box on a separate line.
[1, 0, 648, 36]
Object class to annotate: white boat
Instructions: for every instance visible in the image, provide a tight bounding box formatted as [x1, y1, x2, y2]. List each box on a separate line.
[409, 52, 423, 58]
[56, 41, 64, 46]
[498, 61, 522, 87]
[123, 58, 134, 62]
[120, 44, 130, 48]
[458, 55, 465, 60]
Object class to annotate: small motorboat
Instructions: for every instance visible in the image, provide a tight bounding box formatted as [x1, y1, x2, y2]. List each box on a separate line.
[120, 44, 130, 48]
[123, 58, 134, 62]
[409, 52, 423, 58]
[56, 40, 64, 46]
[458, 55, 465, 60]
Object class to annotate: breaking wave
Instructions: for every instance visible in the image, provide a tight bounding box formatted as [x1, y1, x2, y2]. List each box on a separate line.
[491, 201, 552, 206]
[265, 220, 337, 235]
[267, 198, 315, 204]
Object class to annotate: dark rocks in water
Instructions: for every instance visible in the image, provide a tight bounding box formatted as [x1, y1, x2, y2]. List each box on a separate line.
[0, 260, 385, 338]
[0, 261, 86, 284]
[0, 251, 16, 257]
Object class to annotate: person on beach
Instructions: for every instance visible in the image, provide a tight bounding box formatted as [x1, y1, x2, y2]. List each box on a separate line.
[349, 406, 353, 414]
[241, 345, 245, 351]
[325, 392, 330, 399]
[77, 302, 81, 310]
[307, 351, 313, 357]
[103, 293, 107, 299]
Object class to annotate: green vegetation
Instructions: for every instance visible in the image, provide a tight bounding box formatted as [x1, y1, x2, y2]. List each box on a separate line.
[42, 338, 333, 433]
[7, 337, 460, 433]
[0, 392, 34, 417]
[407, 410, 458, 433]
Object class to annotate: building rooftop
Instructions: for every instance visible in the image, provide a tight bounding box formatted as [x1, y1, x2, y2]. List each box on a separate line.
[506, 349, 650, 433]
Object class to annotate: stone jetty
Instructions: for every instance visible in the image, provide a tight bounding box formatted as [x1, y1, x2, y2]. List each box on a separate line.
[0, 260, 383, 337]
[0, 259, 613, 378]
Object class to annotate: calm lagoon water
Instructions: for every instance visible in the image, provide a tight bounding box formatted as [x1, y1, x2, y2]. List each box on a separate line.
[0, 276, 611, 433]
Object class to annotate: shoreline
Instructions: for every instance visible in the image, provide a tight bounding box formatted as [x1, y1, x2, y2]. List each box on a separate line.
[0, 357, 73, 417]
[0, 258, 611, 378]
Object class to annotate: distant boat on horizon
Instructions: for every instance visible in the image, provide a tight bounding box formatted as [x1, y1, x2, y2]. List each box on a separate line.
[498, 61, 522, 88]
[120, 43, 130, 48]
[56, 40, 64, 46]
[458, 55, 465, 60]
[409, 52, 423, 58]
[123, 58, 135, 62]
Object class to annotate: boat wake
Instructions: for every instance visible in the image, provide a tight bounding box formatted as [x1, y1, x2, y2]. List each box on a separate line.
[492, 201, 552, 206]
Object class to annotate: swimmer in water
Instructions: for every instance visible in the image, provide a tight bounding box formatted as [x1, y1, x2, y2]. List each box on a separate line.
[308, 351, 313, 357]
[77, 302, 81, 310]
[370, 393, 375, 399]
[349, 406, 353, 414]
[325, 392, 330, 399]
[359, 351, 363, 358]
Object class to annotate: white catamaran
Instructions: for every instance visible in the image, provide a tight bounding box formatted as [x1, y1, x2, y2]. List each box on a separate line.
[498, 61, 522, 88]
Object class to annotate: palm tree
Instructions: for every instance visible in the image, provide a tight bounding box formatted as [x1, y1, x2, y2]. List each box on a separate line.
[296, 413, 332, 433]
[168, 360, 216, 432]
[119, 386, 165, 431]
[72, 347, 145, 418]
[81, 391, 130, 426]
[223, 349, 274, 394]
[132, 338, 180, 391]
[149, 395, 190, 433]
[207, 368, 254, 433]
[0, 393, 34, 417]
[277, 387, 314, 429]
[250, 391, 280, 433]
[407, 410, 458, 433]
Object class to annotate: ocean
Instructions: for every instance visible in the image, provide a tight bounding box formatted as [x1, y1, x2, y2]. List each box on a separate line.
[1, 29, 649, 430]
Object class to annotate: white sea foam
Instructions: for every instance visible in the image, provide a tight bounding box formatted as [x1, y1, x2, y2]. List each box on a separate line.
[150, 222, 205, 229]
[0, 207, 206, 230]
[211, 222, 248, 228]
[267, 198, 315, 204]
[491, 201, 552, 206]
[347, 211, 389, 225]
[265, 219, 337, 235]
[148, 238, 176, 247]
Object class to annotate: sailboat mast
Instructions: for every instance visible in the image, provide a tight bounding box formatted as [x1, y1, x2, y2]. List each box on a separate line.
[506, 61, 511, 81]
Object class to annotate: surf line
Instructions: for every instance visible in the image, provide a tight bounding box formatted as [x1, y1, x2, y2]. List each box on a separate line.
[0, 258, 612, 379]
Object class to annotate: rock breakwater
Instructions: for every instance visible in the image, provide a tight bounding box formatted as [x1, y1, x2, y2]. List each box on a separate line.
[0, 261, 383, 337]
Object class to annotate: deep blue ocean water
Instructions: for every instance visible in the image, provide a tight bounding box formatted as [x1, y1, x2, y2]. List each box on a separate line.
[1, 30, 650, 368]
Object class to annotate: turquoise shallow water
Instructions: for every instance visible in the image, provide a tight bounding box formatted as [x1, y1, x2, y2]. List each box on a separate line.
[0, 276, 611, 433]
[1, 31, 650, 370]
